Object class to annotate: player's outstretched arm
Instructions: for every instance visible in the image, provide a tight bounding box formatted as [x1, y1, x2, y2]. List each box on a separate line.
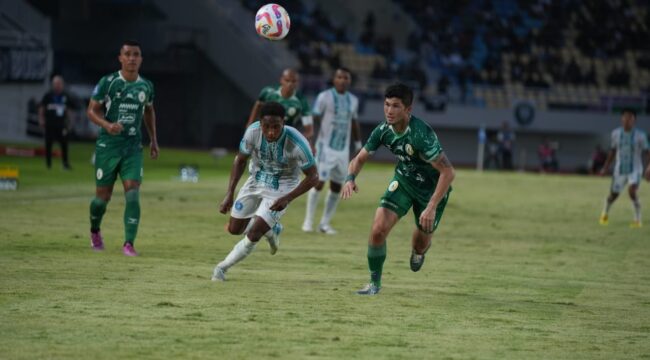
[599, 149, 616, 176]
[270, 165, 319, 211]
[219, 153, 249, 214]
[643, 149, 650, 181]
[246, 101, 263, 127]
[419, 153, 456, 233]
[342, 148, 370, 200]
[87, 99, 122, 135]
[144, 104, 159, 159]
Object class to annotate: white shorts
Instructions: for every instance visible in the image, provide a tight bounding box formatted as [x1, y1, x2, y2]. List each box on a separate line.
[230, 177, 290, 227]
[316, 144, 348, 184]
[611, 171, 642, 193]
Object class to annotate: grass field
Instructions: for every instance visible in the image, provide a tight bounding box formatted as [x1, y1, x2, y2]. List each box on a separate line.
[1, 142, 649, 359]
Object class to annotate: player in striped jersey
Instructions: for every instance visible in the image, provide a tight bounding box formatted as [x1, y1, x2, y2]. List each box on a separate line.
[599, 109, 650, 227]
[212, 102, 318, 281]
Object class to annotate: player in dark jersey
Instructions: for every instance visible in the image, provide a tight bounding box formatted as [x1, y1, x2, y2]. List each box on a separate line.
[342, 83, 455, 295]
[86, 40, 159, 256]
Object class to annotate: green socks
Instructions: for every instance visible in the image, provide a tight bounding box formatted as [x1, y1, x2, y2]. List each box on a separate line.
[90, 197, 107, 232]
[367, 243, 387, 287]
[124, 189, 140, 244]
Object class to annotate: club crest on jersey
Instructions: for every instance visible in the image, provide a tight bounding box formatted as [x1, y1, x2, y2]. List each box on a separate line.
[234, 201, 244, 211]
[405, 144, 414, 156]
[138, 91, 146, 103]
[287, 107, 296, 116]
[388, 180, 399, 192]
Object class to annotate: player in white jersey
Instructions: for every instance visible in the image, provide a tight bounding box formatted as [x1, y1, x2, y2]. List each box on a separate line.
[599, 109, 650, 227]
[302, 68, 362, 234]
[212, 102, 318, 281]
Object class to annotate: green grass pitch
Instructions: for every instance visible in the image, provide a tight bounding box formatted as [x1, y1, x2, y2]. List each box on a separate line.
[1, 143, 649, 359]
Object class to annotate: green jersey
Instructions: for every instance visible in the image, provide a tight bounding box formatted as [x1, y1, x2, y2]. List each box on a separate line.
[365, 115, 444, 189]
[258, 86, 310, 127]
[91, 71, 155, 153]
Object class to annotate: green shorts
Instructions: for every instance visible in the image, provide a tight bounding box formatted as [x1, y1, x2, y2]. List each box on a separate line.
[379, 176, 450, 232]
[94, 146, 143, 187]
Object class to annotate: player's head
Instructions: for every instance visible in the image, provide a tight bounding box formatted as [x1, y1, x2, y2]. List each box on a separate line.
[119, 40, 142, 74]
[621, 108, 636, 130]
[51, 75, 64, 94]
[280, 68, 299, 94]
[333, 68, 352, 93]
[384, 83, 413, 124]
[260, 102, 285, 142]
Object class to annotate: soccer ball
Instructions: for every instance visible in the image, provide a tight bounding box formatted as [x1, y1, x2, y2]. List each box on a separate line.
[255, 3, 290, 40]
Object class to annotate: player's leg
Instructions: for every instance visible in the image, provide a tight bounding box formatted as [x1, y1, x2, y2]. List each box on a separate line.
[89, 150, 119, 251]
[319, 157, 346, 234]
[214, 216, 271, 281]
[119, 150, 144, 256]
[44, 127, 53, 169]
[409, 190, 450, 272]
[601, 175, 624, 225]
[59, 127, 70, 169]
[318, 181, 342, 234]
[628, 180, 642, 227]
[303, 180, 325, 232]
[358, 179, 411, 295]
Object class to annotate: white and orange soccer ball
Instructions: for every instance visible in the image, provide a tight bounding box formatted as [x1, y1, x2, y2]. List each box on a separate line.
[255, 3, 290, 40]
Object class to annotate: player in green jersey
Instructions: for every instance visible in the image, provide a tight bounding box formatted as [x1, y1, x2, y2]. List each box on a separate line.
[342, 83, 455, 295]
[86, 40, 159, 256]
[246, 68, 313, 146]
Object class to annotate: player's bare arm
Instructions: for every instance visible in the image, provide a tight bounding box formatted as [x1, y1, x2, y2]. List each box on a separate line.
[87, 99, 123, 135]
[599, 149, 616, 176]
[270, 165, 318, 211]
[144, 104, 159, 159]
[219, 152, 250, 214]
[643, 149, 650, 181]
[419, 153, 456, 233]
[342, 148, 371, 199]
[246, 101, 263, 127]
[351, 119, 362, 152]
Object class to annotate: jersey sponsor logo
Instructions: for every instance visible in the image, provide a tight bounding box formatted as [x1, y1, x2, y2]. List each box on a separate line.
[388, 180, 399, 192]
[128, 127, 136, 136]
[138, 91, 146, 103]
[405, 144, 414, 156]
[234, 201, 244, 211]
[119, 103, 140, 111]
[96, 168, 103, 180]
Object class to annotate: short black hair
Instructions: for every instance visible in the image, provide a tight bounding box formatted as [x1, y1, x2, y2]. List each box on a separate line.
[123, 39, 141, 48]
[337, 67, 352, 76]
[385, 83, 413, 107]
[260, 102, 285, 119]
[621, 108, 637, 118]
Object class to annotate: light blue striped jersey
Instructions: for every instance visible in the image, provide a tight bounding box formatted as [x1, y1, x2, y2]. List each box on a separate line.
[312, 88, 359, 153]
[239, 122, 315, 190]
[610, 127, 649, 175]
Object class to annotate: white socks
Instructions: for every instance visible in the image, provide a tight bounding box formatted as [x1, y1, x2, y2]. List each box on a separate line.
[320, 190, 340, 226]
[218, 236, 257, 271]
[304, 188, 320, 227]
[632, 198, 641, 222]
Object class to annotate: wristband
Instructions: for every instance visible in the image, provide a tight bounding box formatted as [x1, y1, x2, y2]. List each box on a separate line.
[345, 174, 356, 183]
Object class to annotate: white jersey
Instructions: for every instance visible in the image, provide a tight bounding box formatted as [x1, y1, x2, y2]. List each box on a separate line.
[239, 122, 315, 191]
[610, 127, 648, 175]
[313, 88, 359, 155]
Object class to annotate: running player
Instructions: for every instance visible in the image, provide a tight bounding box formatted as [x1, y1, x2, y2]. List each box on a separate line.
[341, 83, 455, 295]
[86, 40, 159, 256]
[212, 102, 318, 281]
[599, 109, 650, 227]
[302, 68, 362, 234]
[246, 68, 313, 144]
